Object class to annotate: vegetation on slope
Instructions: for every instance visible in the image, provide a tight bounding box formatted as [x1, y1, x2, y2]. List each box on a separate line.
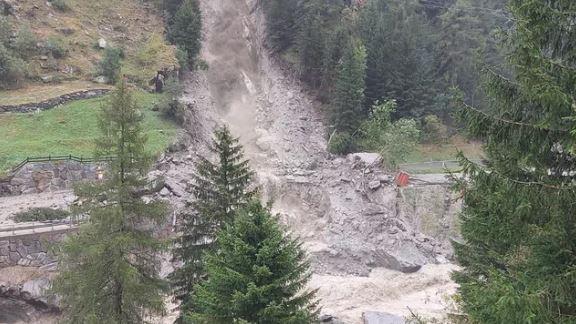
[0, 91, 177, 173]
[0, 0, 178, 89]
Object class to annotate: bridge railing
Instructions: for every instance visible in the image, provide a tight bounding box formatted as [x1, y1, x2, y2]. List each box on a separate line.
[0, 214, 88, 238]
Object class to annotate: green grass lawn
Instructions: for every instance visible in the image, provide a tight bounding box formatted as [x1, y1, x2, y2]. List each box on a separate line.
[401, 136, 484, 173]
[0, 91, 177, 173]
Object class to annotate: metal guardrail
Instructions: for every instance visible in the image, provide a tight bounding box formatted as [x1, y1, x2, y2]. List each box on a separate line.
[398, 159, 483, 173]
[10, 155, 115, 175]
[0, 215, 88, 238]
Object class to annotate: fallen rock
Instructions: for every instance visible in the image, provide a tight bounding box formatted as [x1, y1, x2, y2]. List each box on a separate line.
[98, 38, 107, 49]
[348, 152, 381, 166]
[40, 75, 53, 83]
[368, 180, 381, 190]
[93, 75, 108, 84]
[363, 311, 405, 324]
[159, 187, 170, 197]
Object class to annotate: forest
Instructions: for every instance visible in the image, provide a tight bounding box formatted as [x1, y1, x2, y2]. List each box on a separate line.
[264, 0, 508, 160]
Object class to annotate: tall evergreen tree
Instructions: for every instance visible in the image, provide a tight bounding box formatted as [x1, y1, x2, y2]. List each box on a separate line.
[167, 0, 202, 66]
[453, 1, 576, 322]
[438, 0, 508, 107]
[296, 0, 345, 87]
[171, 125, 255, 317]
[331, 38, 367, 133]
[187, 201, 319, 323]
[264, 0, 299, 52]
[359, 0, 441, 119]
[52, 80, 168, 323]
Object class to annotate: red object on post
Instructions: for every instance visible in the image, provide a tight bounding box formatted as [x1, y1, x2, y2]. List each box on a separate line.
[395, 171, 410, 187]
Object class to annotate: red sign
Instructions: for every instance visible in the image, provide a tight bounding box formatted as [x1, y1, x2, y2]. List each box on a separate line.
[395, 171, 410, 187]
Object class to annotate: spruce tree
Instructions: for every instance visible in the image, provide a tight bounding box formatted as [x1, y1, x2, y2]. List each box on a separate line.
[359, 0, 440, 119]
[171, 125, 255, 317]
[453, 1, 576, 322]
[264, 0, 298, 52]
[167, 0, 202, 66]
[331, 38, 367, 134]
[52, 80, 168, 323]
[187, 201, 319, 323]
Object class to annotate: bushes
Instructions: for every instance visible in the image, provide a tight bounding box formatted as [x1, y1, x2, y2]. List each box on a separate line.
[157, 76, 186, 123]
[12, 207, 70, 223]
[0, 43, 27, 89]
[45, 36, 69, 59]
[358, 100, 420, 168]
[328, 131, 354, 155]
[49, 0, 70, 11]
[13, 26, 38, 59]
[421, 114, 449, 144]
[98, 47, 123, 84]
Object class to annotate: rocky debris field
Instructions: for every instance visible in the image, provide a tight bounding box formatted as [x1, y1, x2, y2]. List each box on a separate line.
[149, 0, 462, 321]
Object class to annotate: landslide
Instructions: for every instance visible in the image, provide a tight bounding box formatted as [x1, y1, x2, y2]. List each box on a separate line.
[157, 0, 462, 322]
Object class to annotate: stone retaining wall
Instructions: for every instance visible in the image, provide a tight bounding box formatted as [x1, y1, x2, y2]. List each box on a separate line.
[0, 231, 68, 268]
[0, 89, 110, 114]
[1, 161, 107, 196]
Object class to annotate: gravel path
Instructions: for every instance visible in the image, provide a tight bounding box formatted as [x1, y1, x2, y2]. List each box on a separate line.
[0, 191, 75, 226]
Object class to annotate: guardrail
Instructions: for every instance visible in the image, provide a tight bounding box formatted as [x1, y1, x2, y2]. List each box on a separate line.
[398, 159, 483, 174]
[10, 155, 115, 175]
[0, 215, 88, 238]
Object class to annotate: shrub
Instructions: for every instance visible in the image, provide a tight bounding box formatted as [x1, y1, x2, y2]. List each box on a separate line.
[49, 0, 70, 11]
[328, 131, 354, 155]
[0, 16, 11, 46]
[13, 26, 38, 59]
[12, 207, 70, 222]
[421, 114, 449, 144]
[359, 100, 420, 168]
[45, 36, 69, 59]
[0, 43, 27, 89]
[98, 47, 123, 83]
[158, 76, 186, 123]
[175, 46, 189, 71]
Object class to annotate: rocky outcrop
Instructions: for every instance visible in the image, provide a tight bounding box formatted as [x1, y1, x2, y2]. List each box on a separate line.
[0, 89, 110, 114]
[1, 160, 107, 196]
[0, 273, 59, 323]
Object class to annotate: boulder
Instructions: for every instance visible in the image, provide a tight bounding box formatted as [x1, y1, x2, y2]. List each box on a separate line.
[363, 311, 405, 324]
[348, 153, 381, 166]
[93, 75, 109, 84]
[368, 180, 381, 190]
[98, 38, 107, 49]
[374, 243, 428, 273]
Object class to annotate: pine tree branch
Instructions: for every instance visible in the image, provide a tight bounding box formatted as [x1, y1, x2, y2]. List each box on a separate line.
[461, 101, 570, 133]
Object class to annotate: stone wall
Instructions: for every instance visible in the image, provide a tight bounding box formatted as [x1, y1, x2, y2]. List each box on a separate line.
[0, 89, 110, 114]
[396, 184, 462, 256]
[0, 231, 68, 268]
[1, 161, 107, 196]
